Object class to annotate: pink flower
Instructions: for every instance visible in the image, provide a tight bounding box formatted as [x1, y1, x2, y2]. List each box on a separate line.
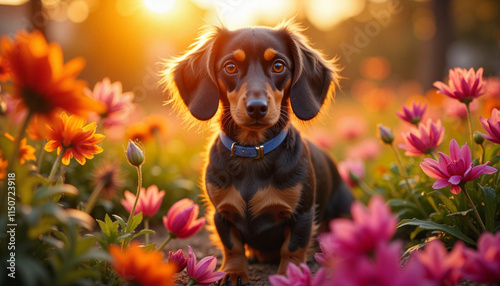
[86, 77, 135, 129]
[336, 115, 367, 141]
[397, 102, 427, 125]
[346, 138, 382, 161]
[433, 67, 486, 103]
[163, 198, 205, 239]
[329, 241, 426, 286]
[412, 239, 465, 285]
[269, 263, 327, 286]
[168, 249, 187, 273]
[462, 232, 500, 283]
[315, 195, 397, 265]
[121, 185, 165, 217]
[420, 139, 497, 194]
[480, 108, 500, 144]
[186, 245, 225, 286]
[399, 119, 444, 157]
[338, 159, 365, 187]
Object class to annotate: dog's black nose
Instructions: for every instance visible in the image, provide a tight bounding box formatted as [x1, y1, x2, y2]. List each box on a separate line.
[246, 99, 268, 119]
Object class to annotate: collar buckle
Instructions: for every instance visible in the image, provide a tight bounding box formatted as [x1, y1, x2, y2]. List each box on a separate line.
[255, 145, 264, 159]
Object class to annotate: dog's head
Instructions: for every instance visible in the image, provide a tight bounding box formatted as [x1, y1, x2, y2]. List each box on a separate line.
[162, 21, 339, 140]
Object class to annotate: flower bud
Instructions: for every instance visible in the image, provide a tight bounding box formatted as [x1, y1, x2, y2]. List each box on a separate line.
[473, 132, 485, 145]
[377, 124, 394, 144]
[126, 139, 145, 167]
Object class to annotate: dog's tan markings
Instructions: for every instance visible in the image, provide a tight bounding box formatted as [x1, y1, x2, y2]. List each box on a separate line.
[220, 228, 249, 284]
[207, 183, 246, 220]
[277, 227, 309, 274]
[249, 183, 302, 221]
[233, 49, 246, 62]
[264, 48, 276, 61]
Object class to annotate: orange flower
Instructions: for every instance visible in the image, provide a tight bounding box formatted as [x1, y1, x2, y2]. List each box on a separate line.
[4, 133, 36, 165]
[0, 54, 11, 82]
[125, 122, 151, 143]
[0, 30, 104, 121]
[26, 115, 44, 140]
[44, 112, 104, 165]
[144, 114, 168, 143]
[109, 242, 175, 286]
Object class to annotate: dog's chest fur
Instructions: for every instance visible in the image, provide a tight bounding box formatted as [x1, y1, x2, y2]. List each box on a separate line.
[205, 127, 315, 251]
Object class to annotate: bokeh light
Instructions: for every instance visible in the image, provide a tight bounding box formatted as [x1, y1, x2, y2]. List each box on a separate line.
[145, 0, 175, 14]
[359, 56, 391, 80]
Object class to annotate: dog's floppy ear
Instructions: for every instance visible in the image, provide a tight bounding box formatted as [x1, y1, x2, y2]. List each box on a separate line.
[162, 26, 226, 121]
[279, 23, 339, 121]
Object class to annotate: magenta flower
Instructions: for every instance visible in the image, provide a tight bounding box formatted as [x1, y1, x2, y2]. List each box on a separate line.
[433, 67, 486, 103]
[269, 263, 327, 286]
[397, 102, 427, 125]
[163, 198, 205, 239]
[462, 232, 500, 283]
[86, 77, 135, 129]
[329, 241, 426, 286]
[412, 239, 465, 285]
[338, 159, 365, 187]
[121, 185, 165, 217]
[168, 249, 187, 273]
[480, 108, 500, 144]
[315, 195, 397, 265]
[420, 139, 497, 194]
[399, 119, 444, 157]
[186, 245, 225, 286]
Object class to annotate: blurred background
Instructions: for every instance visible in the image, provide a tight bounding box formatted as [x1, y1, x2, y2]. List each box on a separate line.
[1, 0, 500, 210]
[1, 0, 499, 100]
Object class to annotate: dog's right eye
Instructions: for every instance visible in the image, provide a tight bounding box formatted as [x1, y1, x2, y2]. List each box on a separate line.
[224, 62, 238, 75]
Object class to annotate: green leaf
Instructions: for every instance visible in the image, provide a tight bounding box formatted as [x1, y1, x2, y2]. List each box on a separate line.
[398, 218, 476, 245]
[127, 212, 143, 233]
[479, 185, 497, 232]
[387, 198, 416, 209]
[32, 184, 79, 203]
[429, 191, 458, 213]
[132, 229, 156, 240]
[112, 214, 127, 231]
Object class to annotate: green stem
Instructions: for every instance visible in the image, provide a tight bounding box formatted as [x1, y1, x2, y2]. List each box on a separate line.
[84, 181, 105, 214]
[48, 147, 66, 184]
[430, 151, 439, 161]
[358, 181, 375, 197]
[156, 233, 174, 252]
[465, 102, 474, 149]
[479, 143, 485, 165]
[461, 184, 486, 232]
[144, 218, 150, 245]
[8, 111, 33, 169]
[126, 166, 143, 233]
[36, 140, 47, 174]
[187, 277, 198, 286]
[390, 143, 427, 217]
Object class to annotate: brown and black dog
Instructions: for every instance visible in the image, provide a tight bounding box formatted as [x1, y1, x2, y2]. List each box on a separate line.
[162, 21, 353, 285]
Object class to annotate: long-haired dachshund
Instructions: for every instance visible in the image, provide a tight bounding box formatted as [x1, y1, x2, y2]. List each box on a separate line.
[162, 21, 353, 285]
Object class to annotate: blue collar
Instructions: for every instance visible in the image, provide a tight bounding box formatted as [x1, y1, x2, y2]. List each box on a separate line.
[219, 128, 288, 159]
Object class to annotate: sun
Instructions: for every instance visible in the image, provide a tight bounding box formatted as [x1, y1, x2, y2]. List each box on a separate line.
[144, 0, 175, 14]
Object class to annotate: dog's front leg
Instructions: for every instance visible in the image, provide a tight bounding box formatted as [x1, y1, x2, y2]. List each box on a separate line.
[214, 212, 249, 285]
[277, 209, 314, 274]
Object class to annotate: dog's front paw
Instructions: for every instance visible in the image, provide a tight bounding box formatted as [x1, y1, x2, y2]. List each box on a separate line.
[215, 272, 249, 286]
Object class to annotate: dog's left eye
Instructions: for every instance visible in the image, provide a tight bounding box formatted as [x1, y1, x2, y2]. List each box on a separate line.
[272, 60, 286, 73]
[224, 62, 238, 75]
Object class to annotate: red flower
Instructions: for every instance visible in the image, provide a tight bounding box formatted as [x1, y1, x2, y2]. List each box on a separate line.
[109, 242, 174, 286]
[399, 119, 444, 157]
[162, 198, 205, 239]
[480, 108, 500, 144]
[420, 139, 497, 194]
[168, 249, 187, 273]
[433, 67, 486, 103]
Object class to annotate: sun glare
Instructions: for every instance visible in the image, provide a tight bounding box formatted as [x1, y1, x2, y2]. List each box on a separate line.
[145, 0, 175, 14]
